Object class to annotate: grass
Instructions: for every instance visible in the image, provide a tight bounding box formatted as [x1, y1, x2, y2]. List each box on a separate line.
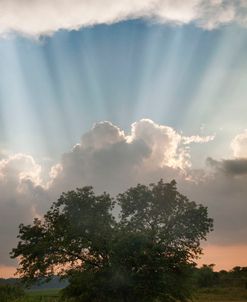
[12, 289, 61, 302]
[28, 289, 60, 297]
[6, 287, 247, 301]
[194, 287, 247, 301]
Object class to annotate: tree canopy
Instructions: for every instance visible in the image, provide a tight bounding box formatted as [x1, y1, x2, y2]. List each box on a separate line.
[11, 179, 213, 302]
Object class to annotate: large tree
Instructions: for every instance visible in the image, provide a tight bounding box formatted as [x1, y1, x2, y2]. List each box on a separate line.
[11, 180, 213, 301]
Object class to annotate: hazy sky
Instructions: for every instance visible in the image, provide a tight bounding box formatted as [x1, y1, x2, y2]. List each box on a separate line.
[1, 0, 247, 277]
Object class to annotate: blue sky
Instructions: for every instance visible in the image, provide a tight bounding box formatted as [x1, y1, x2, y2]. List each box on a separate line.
[1, 21, 247, 165]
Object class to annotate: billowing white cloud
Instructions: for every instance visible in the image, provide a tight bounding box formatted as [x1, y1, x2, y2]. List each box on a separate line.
[0, 0, 247, 38]
[128, 119, 185, 169]
[49, 119, 214, 194]
[0, 153, 42, 187]
[2, 120, 247, 270]
[48, 123, 247, 248]
[182, 134, 215, 145]
[231, 129, 247, 158]
[0, 154, 48, 265]
[0, 119, 213, 266]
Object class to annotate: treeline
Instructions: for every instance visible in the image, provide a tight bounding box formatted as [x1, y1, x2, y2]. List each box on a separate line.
[0, 265, 247, 302]
[1, 265, 247, 290]
[0, 278, 20, 286]
[0, 276, 67, 289]
[193, 265, 247, 288]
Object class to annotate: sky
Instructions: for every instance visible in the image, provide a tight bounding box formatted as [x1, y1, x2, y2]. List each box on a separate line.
[1, 0, 247, 277]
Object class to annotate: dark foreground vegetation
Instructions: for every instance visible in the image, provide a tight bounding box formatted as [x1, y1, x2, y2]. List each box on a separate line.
[2, 265, 247, 301]
[0, 284, 25, 302]
[194, 265, 247, 289]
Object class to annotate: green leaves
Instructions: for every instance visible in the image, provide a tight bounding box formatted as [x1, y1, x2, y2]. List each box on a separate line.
[11, 187, 115, 282]
[11, 180, 213, 301]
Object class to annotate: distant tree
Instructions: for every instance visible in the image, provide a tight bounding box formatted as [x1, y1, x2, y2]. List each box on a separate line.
[195, 264, 219, 288]
[11, 180, 213, 302]
[230, 266, 247, 288]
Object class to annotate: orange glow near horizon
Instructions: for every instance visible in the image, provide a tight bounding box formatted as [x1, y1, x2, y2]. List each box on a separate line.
[0, 265, 17, 278]
[1, 245, 247, 278]
[198, 244, 247, 271]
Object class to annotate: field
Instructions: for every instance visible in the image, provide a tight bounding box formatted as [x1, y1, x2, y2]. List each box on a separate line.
[26, 289, 61, 300]
[6, 287, 247, 302]
[194, 288, 247, 302]
[3, 289, 57, 301]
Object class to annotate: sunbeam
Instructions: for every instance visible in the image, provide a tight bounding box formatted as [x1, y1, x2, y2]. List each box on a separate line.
[0, 15, 247, 279]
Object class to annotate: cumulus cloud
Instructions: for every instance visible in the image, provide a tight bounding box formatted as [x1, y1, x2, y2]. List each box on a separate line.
[207, 157, 247, 176]
[0, 119, 213, 266]
[231, 129, 247, 158]
[49, 119, 214, 194]
[0, 0, 247, 37]
[0, 154, 48, 265]
[0, 153, 42, 187]
[2, 119, 247, 270]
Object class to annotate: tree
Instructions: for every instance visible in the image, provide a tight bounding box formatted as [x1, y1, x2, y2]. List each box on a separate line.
[194, 264, 219, 288]
[11, 180, 213, 302]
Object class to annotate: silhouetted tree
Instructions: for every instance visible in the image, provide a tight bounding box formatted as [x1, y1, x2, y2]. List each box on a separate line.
[11, 180, 213, 302]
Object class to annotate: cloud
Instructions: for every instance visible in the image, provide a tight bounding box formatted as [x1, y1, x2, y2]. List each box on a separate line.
[0, 153, 42, 187]
[0, 154, 48, 265]
[198, 0, 236, 29]
[182, 167, 247, 246]
[128, 119, 185, 169]
[0, 119, 213, 267]
[0, 0, 247, 38]
[207, 157, 247, 176]
[182, 135, 215, 145]
[1, 119, 195, 266]
[2, 119, 247, 271]
[49, 119, 213, 194]
[185, 130, 247, 245]
[231, 129, 247, 158]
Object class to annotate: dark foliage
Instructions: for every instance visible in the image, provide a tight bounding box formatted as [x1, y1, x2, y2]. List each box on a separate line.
[11, 180, 213, 301]
[193, 265, 247, 289]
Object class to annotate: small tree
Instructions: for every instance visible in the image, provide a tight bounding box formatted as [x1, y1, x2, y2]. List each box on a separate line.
[11, 180, 213, 301]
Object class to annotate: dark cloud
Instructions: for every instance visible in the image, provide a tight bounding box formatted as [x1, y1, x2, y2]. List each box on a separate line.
[207, 157, 247, 175]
